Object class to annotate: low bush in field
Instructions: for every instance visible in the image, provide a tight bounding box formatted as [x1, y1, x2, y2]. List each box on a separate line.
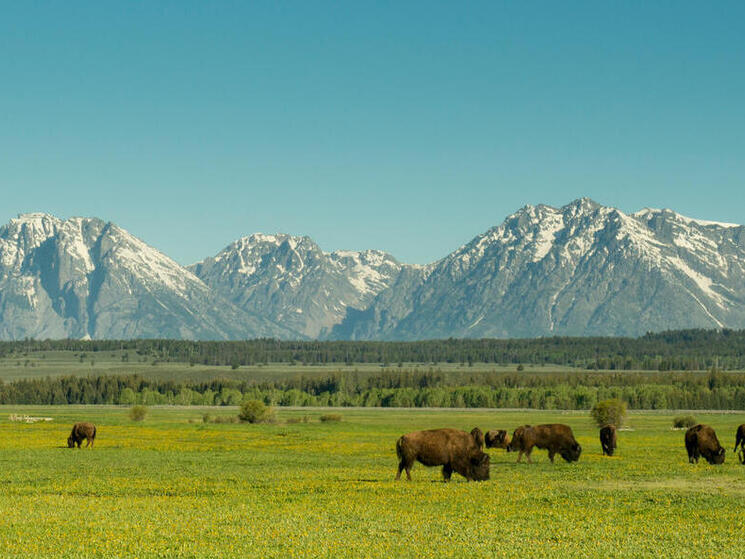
[128, 405, 148, 422]
[673, 415, 697, 429]
[238, 400, 276, 423]
[590, 399, 627, 428]
[320, 414, 342, 422]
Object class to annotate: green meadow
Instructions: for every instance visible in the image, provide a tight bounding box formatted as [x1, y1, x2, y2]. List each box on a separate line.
[1, 406, 743, 558]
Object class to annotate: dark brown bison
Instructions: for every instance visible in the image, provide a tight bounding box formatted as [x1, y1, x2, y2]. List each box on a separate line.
[485, 429, 510, 449]
[395, 428, 490, 482]
[734, 424, 745, 464]
[599, 424, 617, 456]
[506, 424, 582, 463]
[685, 424, 724, 465]
[67, 422, 96, 449]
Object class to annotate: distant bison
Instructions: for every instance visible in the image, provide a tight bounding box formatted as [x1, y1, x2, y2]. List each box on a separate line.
[395, 428, 490, 482]
[506, 424, 582, 463]
[600, 424, 617, 456]
[685, 424, 724, 465]
[734, 424, 745, 464]
[67, 422, 96, 449]
[485, 429, 510, 449]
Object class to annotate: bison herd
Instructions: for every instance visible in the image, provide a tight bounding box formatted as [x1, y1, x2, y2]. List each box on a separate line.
[395, 422, 745, 481]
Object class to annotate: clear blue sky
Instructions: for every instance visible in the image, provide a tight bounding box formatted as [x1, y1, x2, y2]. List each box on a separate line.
[1, 2, 743, 265]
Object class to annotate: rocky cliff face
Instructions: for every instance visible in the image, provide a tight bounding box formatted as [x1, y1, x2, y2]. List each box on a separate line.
[190, 234, 404, 338]
[0, 214, 292, 340]
[330, 199, 745, 339]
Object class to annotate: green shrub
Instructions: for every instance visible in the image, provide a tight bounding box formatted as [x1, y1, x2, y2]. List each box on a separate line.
[673, 415, 697, 429]
[590, 399, 627, 428]
[319, 414, 342, 423]
[238, 400, 275, 423]
[128, 405, 148, 422]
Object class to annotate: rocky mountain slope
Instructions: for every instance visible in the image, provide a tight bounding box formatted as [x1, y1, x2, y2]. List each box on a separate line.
[0, 214, 293, 340]
[330, 198, 745, 339]
[189, 234, 404, 338]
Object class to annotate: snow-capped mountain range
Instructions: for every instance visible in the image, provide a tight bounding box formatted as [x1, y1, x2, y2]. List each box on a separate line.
[1, 198, 743, 340]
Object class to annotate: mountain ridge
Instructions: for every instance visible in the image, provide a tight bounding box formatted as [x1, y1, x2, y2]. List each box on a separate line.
[1, 199, 743, 340]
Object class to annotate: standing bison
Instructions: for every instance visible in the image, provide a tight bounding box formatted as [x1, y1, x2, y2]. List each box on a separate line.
[685, 424, 725, 464]
[599, 424, 617, 456]
[67, 422, 96, 449]
[734, 424, 745, 464]
[506, 424, 582, 463]
[485, 429, 510, 449]
[395, 428, 490, 482]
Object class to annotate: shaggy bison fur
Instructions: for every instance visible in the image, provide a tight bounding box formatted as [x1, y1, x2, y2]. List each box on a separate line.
[600, 424, 617, 456]
[484, 429, 510, 449]
[506, 424, 582, 463]
[395, 428, 490, 482]
[68, 422, 96, 449]
[685, 424, 725, 465]
[734, 424, 745, 464]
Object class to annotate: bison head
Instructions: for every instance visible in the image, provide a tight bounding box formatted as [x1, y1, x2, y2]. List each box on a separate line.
[470, 427, 485, 449]
[560, 442, 582, 463]
[506, 425, 530, 453]
[67, 435, 75, 448]
[469, 452, 490, 481]
[707, 447, 725, 465]
[485, 430, 510, 449]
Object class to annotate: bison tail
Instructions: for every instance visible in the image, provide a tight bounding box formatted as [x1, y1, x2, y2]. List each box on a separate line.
[735, 432, 743, 452]
[396, 436, 404, 461]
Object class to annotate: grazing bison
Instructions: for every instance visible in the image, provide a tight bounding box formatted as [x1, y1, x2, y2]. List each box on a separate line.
[395, 428, 490, 482]
[685, 424, 725, 465]
[67, 422, 96, 449]
[485, 429, 510, 449]
[506, 424, 582, 463]
[599, 424, 617, 456]
[734, 424, 745, 464]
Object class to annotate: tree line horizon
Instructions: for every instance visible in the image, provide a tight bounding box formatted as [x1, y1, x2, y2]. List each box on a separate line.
[1, 328, 744, 370]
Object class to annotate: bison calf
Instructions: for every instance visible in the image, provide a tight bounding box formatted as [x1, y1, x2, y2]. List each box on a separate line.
[506, 424, 582, 463]
[685, 424, 724, 465]
[67, 422, 96, 449]
[485, 429, 510, 449]
[600, 424, 617, 456]
[395, 428, 490, 482]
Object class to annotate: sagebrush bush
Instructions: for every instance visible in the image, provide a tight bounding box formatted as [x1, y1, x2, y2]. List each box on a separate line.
[128, 405, 147, 422]
[238, 400, 275, 423]
[320, 414, 342, 422]
[673, 415, 697, 429]
[590, 399, 627, 428]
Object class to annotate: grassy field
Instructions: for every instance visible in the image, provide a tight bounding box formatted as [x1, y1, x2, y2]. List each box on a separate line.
[1, 406, 744, 558]
[0, 349, 592, 383]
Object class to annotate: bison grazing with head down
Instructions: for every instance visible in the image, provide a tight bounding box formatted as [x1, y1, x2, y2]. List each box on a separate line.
[67, 422, 96, 449]
[685, 424, 724, 465]
[506, 424, 582, 463]
[395, 428, 490, 482]
[734, 424, 745, 464]
[599, 424, 617, 456]
[485, 429, 510, 449]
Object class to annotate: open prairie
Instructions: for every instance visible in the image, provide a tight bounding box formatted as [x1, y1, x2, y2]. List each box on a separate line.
[1, 406, 744, 558]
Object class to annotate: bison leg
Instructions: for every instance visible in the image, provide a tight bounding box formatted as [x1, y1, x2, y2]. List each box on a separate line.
[516, 450, 523, 463]
[396, 459, 412, 481]
[442, 464, 453, 482]
[548, 450, 556, 463]
[525, 448, 533, 464]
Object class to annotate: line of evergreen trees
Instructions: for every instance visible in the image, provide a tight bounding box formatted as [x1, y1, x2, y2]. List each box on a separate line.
[2, 328, 745, 370]
[3, 369, 745, 410]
